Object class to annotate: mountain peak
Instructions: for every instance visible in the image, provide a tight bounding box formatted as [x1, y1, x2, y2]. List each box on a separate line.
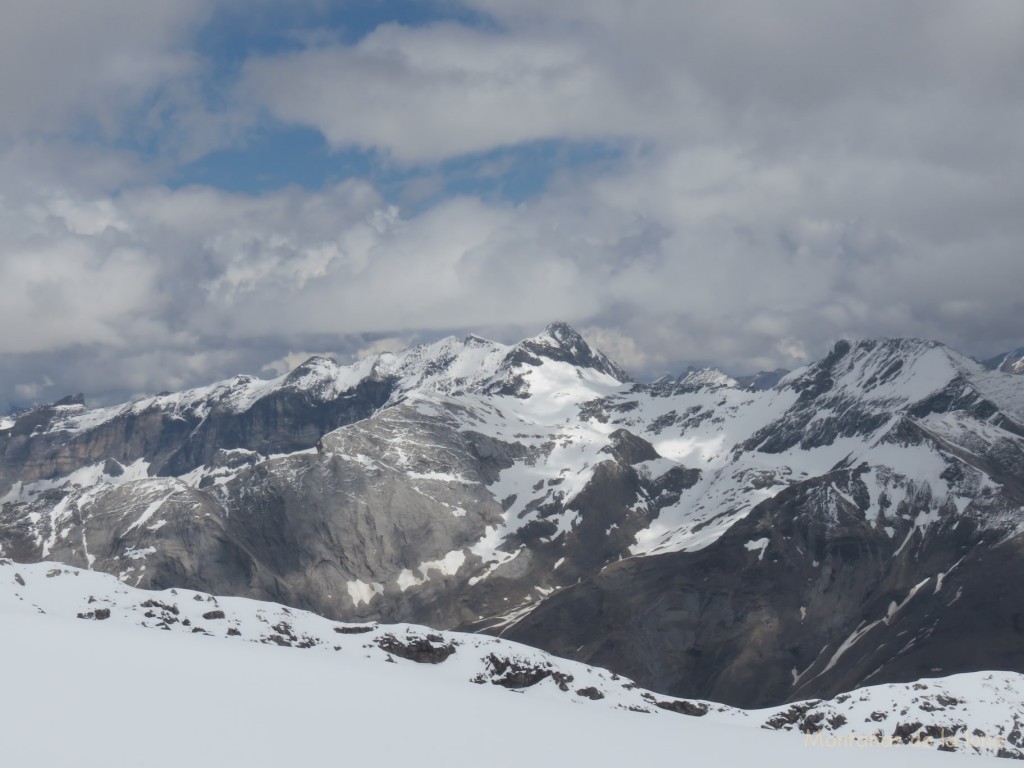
[513, 323, 631, 383]
[831, 337, 944, 360]
[541, 321, 584, 343]
[676, 368, 737, 391]
[53, 393, 86, 407]
[775, 336, 978, 419]
[283, 355, 340, 387]
[463, 333, 496, 346]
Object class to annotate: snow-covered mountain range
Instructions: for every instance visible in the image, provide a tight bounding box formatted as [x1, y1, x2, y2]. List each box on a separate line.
[2, 323, 1023, 712]
[5, 559, 1021, 762]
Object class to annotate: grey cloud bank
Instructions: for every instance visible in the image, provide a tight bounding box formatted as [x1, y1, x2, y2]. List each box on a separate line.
[1, 1, 1022, 411]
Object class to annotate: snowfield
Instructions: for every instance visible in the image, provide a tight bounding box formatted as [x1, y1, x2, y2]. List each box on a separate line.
[1, 560, 1019, 765]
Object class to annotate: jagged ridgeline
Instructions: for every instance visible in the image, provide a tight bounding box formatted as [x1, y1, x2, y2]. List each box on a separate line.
[2, 325, 1024, 708]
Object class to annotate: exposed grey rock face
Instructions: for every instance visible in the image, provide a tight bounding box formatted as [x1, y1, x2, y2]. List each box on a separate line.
[503, 465, 1024, 707]
[2, 326, 1023, 709]
[0, 373, 397, 495]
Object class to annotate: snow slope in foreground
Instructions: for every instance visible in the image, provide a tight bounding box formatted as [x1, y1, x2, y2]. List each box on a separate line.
[1, 561, 1017, 766]
[4, 611, 1002, 768]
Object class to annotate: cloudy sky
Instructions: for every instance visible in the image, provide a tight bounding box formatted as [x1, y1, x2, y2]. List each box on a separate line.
[2, 0, 1023, 411]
